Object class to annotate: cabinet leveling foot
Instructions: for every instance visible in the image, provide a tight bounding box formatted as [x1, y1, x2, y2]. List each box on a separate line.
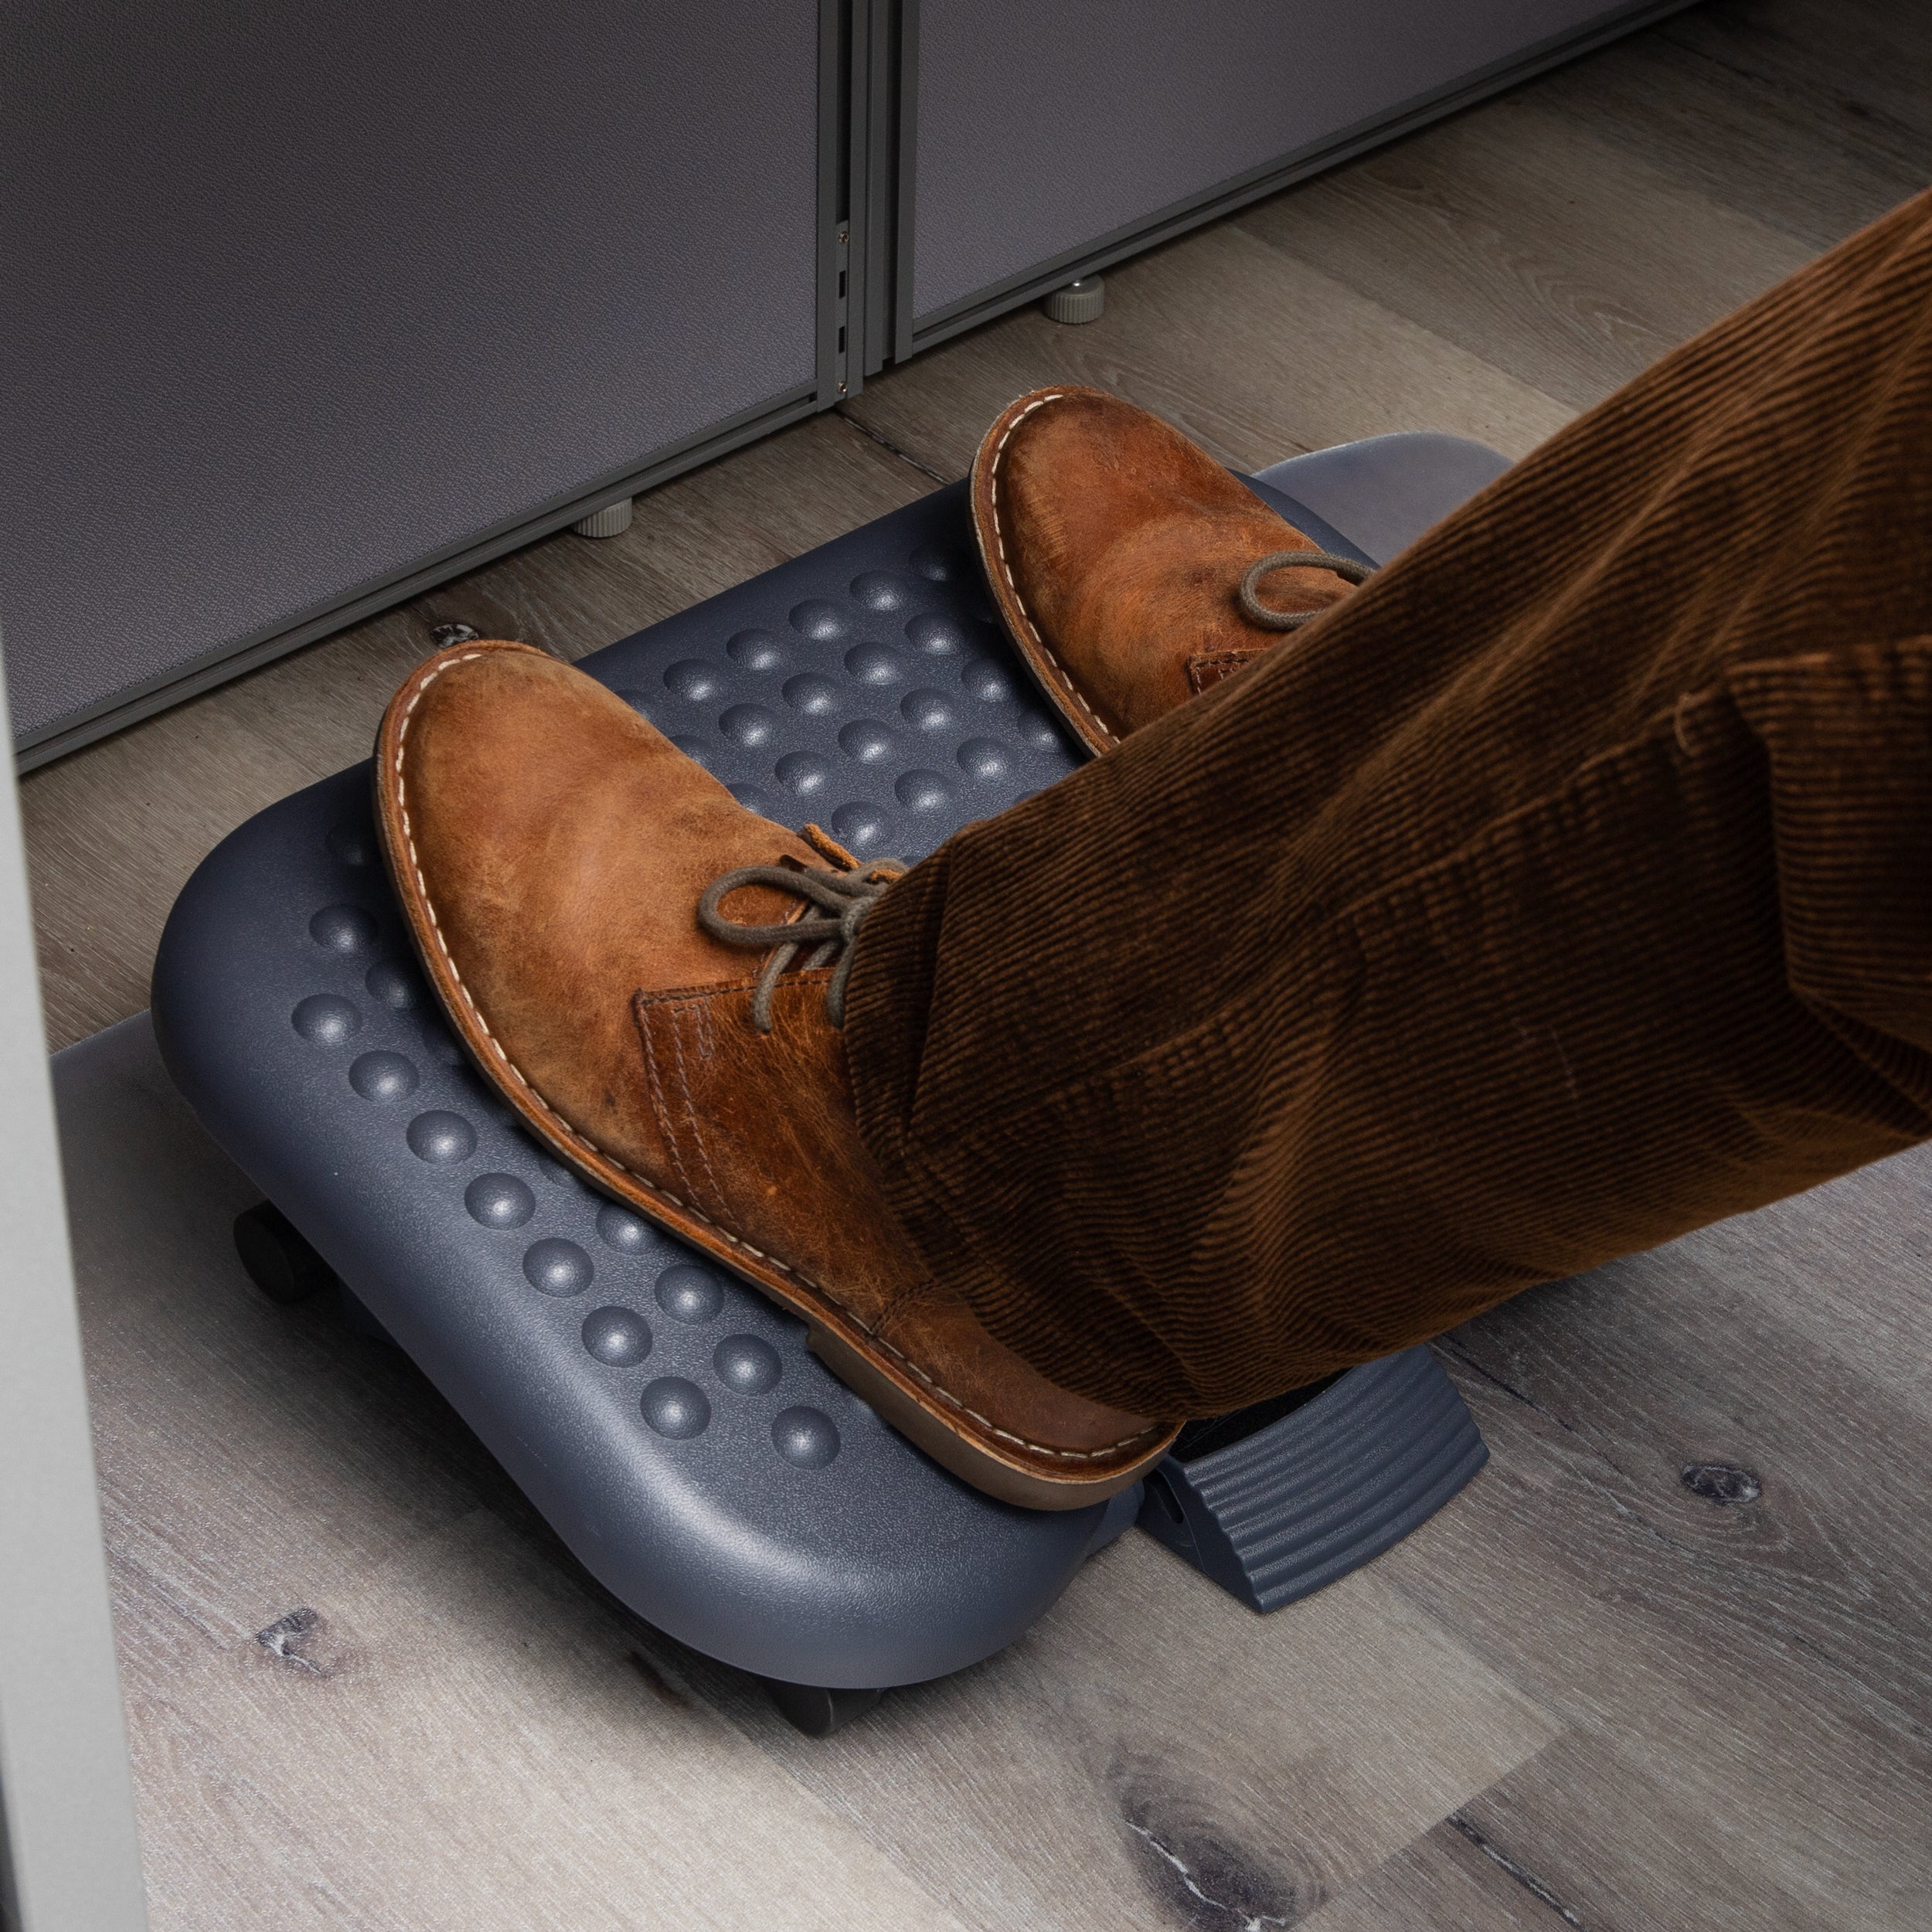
[572, 497, 635, 539]
[1043, 277, 1105, 324]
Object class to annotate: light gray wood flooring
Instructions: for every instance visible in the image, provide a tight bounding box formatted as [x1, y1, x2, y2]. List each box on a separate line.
[29, 2, 1932, 1926]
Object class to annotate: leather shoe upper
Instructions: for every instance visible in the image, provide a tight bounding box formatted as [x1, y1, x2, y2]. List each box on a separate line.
[373, 639, 1177, 1506]
[971, 386, 1363, 751]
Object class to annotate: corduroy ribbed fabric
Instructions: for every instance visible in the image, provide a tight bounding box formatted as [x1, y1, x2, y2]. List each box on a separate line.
[840, 185, 1932, 1420]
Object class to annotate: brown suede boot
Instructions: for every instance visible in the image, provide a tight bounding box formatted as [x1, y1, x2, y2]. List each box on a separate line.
[971, 386, 1371, 753]
[375, 638, 1178, 1508]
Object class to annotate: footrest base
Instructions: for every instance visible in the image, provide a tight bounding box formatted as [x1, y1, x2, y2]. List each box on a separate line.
[1138, 1346, 1485, 1613]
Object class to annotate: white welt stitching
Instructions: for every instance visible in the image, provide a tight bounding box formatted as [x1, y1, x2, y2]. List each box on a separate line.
[389, 648, 1158, 1464]
[985, 390, 1121, 747]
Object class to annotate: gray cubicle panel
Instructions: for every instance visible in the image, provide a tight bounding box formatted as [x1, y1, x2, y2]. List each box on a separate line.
[893, 0, 1696, 355]
[0, 642, 150, 1930]
[2, 3, 841, 767]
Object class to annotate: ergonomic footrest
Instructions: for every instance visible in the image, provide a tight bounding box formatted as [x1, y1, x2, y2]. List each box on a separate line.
[154, 434, 1506, 1698]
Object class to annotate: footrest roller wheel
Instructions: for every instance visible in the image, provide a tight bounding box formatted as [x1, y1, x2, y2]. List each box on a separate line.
[233, 1200, 341, 1305]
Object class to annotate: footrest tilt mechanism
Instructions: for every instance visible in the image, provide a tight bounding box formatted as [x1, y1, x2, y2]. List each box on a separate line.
[1138, 1347, 1487, 1613]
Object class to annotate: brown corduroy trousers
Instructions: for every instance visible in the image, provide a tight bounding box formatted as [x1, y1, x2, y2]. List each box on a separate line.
[842, 188, 1932, 1420]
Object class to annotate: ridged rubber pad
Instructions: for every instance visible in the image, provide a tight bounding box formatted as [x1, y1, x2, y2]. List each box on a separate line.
[1139, 1345, 1488, 1612]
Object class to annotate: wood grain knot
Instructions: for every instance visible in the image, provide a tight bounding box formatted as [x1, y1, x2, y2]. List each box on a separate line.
[1119, 1784, 1318, 1929]
[1680, 1462, 1762, 1505]
[256, 1605, 342, 1676]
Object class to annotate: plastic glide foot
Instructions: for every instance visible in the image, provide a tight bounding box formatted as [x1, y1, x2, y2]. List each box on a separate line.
[1137, 1347, 1486, 1612]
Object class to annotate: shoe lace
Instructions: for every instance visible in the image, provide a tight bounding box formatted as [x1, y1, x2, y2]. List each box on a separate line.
[697, 857, 906, 1033]
[1237, 548, 1376, 629]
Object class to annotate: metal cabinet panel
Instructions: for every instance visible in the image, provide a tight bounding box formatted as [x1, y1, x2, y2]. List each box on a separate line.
[1, 2, 825, 757]
[907, 0, 1681, 334]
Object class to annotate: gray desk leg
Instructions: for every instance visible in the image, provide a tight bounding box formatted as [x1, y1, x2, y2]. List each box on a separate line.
[0, 645, 148, 1932]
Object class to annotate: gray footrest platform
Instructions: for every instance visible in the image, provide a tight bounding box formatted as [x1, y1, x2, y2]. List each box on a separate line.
[153, 433, 1505, 1702]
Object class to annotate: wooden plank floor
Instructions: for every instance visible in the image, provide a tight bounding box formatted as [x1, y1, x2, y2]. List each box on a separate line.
[27, 2, 1932, 1926]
